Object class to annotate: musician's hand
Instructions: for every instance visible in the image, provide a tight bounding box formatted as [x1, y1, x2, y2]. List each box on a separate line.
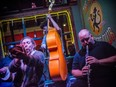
[86, 56, 99, 65]
[9, 45, 25, 59]
[82, 65, 89, 76]
[46, 14, 52, 19]
[41, 44, 46, 49]
[0, 67, 7, 74]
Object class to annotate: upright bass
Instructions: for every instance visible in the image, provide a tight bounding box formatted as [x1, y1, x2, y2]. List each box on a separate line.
[46, 0, 68, 81]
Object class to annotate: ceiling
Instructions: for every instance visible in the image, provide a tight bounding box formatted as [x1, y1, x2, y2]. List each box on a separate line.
[0, 0, 44, 16]
[0, 0, 77, 16]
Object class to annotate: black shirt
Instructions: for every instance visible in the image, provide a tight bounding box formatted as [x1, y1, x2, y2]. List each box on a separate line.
[72, 41, 116, 87]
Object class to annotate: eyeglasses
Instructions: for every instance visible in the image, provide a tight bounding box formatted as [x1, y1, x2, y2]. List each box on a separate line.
[81, 37, 90, 42]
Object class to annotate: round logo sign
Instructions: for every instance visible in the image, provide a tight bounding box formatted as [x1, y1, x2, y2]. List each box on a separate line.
[89, 2, 103, 35]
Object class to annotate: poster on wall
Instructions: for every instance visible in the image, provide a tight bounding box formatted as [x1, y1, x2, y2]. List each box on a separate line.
[89, 1, 103, 35]
[83, 0, 103, 35]
[82, 0, 116, 44]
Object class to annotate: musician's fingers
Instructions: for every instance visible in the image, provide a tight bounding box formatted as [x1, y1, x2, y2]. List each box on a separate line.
[82, 66, 89, 70]
[87, 58, 98, 64]
[82, 69, 89, 75]
[23, 47, 26, 54]
[82, 72, 87, 76]
[86, 56, 94, 62]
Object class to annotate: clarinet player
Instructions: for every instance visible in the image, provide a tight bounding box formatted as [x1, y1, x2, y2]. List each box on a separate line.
[71, 29, 116, 87]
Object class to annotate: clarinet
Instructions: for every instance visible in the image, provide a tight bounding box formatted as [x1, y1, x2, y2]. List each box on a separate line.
[86, 45, 91, 87]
